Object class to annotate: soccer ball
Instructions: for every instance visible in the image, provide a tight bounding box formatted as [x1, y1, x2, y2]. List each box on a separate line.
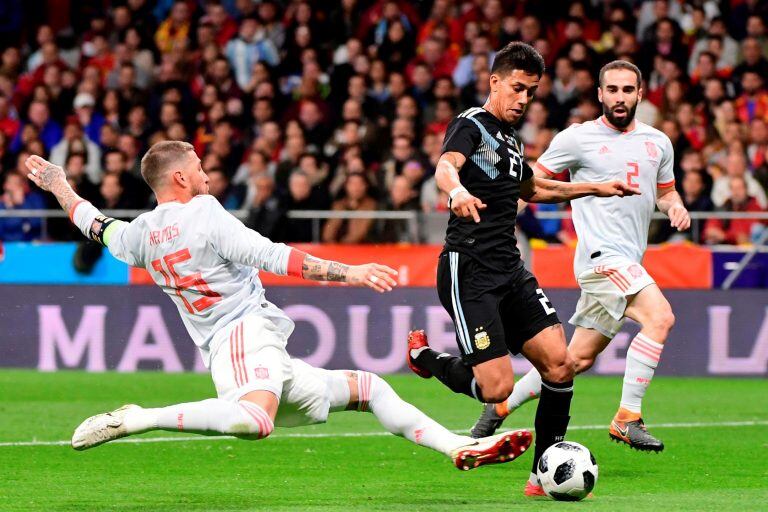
[536, 441, 598, 501]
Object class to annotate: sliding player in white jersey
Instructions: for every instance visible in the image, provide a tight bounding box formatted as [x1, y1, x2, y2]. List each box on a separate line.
[26, 142, 532, 470]
[471, 61, 691, 454]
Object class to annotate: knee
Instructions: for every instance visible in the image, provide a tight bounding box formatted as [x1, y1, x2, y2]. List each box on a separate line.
[540, 353, 575, 383]
[659, 309, 676, 334]
[573, 354, 595, 374]
[235, 401, 275, 439]
[479, 380, 515, 404]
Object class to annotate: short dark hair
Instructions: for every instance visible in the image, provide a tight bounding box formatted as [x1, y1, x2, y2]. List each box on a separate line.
[491, 42, 545, 78]
[599, 60, 642, 88]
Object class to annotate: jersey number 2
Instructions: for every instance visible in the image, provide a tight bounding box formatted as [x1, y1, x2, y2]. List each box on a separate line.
[536, 288, 556, 315]
[151, 248, 222, 314]
[626, 162, 640, 189]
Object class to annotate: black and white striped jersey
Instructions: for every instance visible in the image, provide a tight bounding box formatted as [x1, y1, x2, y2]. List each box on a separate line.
[440, 107, 533, 273]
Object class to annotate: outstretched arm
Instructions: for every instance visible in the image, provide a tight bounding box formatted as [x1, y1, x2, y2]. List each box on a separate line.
[435, 151, 487, 223]
[656, 187, 690, 231]
[520, 176, 639, 203]
[26, 155, 83, 215]
[297, 254, 398, 293]
[26, 155, 125, 250]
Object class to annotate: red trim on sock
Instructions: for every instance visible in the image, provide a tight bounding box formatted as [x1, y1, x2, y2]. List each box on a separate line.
[287, 249, 307, 277]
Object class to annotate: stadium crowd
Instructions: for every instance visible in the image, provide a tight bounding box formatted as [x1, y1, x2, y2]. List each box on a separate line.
[0, 0, 766, 245]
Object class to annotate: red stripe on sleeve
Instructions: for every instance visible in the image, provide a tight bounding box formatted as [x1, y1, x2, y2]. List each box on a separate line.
[534, 162, 557, 176]
[68, 200, 87, 222]
[657, 180, 676, 189]
[287, 249, 307, 277]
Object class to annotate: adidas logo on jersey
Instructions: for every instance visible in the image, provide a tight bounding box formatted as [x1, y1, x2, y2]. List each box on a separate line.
[598, 145, 611, 154]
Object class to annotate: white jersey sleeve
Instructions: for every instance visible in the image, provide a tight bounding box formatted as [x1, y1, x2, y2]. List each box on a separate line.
[71, 200, 142, 267]
[657, 137, 675, 188]
[535, 127, 582, 176]
[205, 199, 291, 276]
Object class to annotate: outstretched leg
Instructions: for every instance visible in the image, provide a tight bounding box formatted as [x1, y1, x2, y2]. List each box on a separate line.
[71, 390, 279, 450]
[321, 368, 531, 470]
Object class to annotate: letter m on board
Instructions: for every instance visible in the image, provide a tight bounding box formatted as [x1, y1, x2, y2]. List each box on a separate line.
[38, 305, 107, 371]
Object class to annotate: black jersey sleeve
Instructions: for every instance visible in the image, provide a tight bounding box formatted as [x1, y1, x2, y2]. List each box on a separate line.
[521, 160, 534, 181]
[441, 117, 481, 158]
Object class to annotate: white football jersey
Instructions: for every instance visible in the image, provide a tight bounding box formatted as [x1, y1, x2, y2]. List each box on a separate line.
[536, 116, 675, 276]
[89, 195, 295, 366]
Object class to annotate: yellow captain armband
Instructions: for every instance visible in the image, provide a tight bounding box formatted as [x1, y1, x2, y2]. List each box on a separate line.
[88, 215, 125, 246]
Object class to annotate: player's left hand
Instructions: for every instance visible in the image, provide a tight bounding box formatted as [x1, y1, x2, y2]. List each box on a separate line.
[668, 203, 690, 231]
[25, 155, 66, 191]
[596, 180, 641, 197]
[347, 263, 399, 293]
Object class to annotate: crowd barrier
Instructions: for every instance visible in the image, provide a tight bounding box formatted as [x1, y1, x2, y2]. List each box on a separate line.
[1, 242, 766, 288]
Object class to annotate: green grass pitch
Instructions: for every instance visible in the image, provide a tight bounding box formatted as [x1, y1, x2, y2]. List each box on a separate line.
[0, 370, 766, 511]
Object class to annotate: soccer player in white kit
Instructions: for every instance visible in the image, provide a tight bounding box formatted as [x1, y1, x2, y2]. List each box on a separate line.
[25, 142, 532, 471]
[470, 61, 691, 453]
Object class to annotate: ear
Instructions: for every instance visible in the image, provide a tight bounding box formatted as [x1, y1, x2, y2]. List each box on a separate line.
[637, 86, 643, 103]
[489, 73, 499, 93]
[171, 169, 186, 188]
[597, 86, 603, 104]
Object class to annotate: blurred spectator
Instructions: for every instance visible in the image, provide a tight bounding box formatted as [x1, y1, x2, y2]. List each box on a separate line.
[711, 151, 767, 209]
[735, 71, 768, 123]
[225, 16, 279, 90]
[322, 172, 376, 243]
[11, 101, 62, 152]
[206, 168, 242, 210]
[283, 170, 326, 242]
[155, 1, 192, 54]
[704, 176, 766, 245]
[379, 174, 419, 243]
[49, 119, 102, 184]
[244, 173, 285, 240]
[102, 149, 149, 208]
[0, 172, 45, 241]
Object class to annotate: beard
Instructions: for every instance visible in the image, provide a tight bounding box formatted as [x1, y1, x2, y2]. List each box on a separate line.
[603, 102, 638, 128]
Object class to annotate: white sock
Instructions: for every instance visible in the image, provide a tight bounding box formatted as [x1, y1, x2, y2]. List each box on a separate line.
[529, 471, 540, 486]
[620, 333, 664, 413]
[124, 399, 274, 438]
[356, 371, 470, 455]
[505, 368, 542, 413]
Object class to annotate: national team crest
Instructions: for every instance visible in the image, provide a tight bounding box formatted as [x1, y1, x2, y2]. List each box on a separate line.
[645, 141, 658, 158]
[628, 264, 643, 279]
[253, 366, 270, 379]
[474, 328, 491, 350]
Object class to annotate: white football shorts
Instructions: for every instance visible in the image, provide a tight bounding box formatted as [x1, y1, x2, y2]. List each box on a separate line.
[569, 259, 656, 338]
[209, 313, 330, 427]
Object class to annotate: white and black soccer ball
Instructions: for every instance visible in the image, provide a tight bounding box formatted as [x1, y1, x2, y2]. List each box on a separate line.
[536, 441, 598, 501]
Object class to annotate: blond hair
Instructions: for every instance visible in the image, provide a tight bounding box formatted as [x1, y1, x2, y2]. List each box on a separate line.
[140, 140, 195, 190]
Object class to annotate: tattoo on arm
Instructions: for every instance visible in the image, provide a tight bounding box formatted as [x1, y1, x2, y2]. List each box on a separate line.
[40, 164, 82, 213]
[301, 255, 349, 282]
[327, 262, 348, 282]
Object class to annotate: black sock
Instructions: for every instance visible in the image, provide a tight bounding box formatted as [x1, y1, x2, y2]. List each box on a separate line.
[531, 379, 573, 476]
[413, 348, 484, 402]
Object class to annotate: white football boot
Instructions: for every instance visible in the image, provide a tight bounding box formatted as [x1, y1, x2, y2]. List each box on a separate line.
[71, 404, 141, 450]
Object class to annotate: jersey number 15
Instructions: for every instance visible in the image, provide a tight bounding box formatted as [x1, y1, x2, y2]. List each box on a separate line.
[151, 248, 222, 314]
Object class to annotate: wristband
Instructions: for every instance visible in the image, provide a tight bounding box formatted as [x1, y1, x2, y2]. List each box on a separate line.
[448, 186, 468, 208]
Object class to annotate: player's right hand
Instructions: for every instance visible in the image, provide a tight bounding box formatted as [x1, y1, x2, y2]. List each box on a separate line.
[451, 191, 487, 223]
[25, 155, 66, 192]
[596, 180, 640, 198]
[347, 263, 399, 293]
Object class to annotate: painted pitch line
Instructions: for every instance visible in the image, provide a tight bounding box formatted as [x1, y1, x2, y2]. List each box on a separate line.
[1, 420, 766, 448]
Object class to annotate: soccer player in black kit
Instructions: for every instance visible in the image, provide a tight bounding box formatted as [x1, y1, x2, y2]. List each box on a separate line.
[406, 42, 637, 496]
